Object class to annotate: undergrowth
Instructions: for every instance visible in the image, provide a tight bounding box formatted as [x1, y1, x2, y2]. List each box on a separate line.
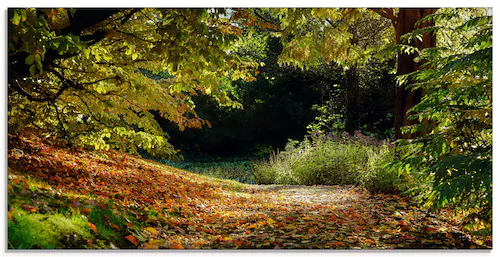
[254, 131, 398, 193]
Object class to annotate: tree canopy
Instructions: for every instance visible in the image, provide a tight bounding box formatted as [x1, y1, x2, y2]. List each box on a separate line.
[9, 8, 259, 158]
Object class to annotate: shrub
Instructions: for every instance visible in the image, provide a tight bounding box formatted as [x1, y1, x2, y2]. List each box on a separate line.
[254, 131, 398, 192]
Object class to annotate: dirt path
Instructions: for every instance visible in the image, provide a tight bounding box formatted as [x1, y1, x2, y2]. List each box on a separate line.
[180, 184, 486, 249]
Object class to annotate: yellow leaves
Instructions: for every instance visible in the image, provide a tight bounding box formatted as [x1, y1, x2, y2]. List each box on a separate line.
[247, 223, 258, 229]
[144, 227, 158, 236]
[266, 218, 277, 225]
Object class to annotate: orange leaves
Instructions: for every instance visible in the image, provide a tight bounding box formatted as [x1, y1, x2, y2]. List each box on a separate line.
[330, 241, 345, 247]
[88, 222, 98, 233]
[247, 223, 258, 229]
[7, 134, 493, 249]
[124, 234, 138, 246]
[233, 238, 244, 247]
[82, 208, 93, 215]
[169, 243, 184, 249]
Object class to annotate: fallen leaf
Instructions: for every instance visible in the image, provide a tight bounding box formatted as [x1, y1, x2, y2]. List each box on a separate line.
[169, 243, 184, 249]
[145, 226, 158, 236]
[234, 238, 243, 247]
[83, 208, 92, 215]
[125, 234, 138, 246]
[247, 223, 258, 229]
[88, 222, 98, 233]
[141, 242, 160, 249]
[267, 218, 277, 225]
[331, 241, 345, 247]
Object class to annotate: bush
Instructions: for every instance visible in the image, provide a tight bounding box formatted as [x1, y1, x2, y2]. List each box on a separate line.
[254, 131, 398, 192]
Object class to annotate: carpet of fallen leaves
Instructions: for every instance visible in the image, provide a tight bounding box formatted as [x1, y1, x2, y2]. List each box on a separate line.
[7, 133, 492, 249]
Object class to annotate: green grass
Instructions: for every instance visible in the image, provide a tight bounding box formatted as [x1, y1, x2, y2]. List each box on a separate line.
[8, 208, 91, 249]
[253, 134, 399, 193]
[7, 174, 138, 249]
[156, 156, 262, 184]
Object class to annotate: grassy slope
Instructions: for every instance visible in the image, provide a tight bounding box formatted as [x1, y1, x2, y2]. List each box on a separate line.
[7, 133, 491, 249]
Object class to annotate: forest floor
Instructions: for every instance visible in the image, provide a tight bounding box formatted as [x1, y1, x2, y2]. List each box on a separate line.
[7, 133, 492, 249]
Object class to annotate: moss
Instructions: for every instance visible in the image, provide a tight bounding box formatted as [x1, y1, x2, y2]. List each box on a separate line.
[8, 210, 91, 249]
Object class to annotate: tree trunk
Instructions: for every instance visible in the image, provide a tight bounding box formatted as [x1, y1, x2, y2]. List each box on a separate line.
[345, 67, 360, 134]
[393, 8, 437, 139]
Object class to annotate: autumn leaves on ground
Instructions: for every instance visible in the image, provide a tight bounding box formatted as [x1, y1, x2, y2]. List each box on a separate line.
[8, 133, 490, 249]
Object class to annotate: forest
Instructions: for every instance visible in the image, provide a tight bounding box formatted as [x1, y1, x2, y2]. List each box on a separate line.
[7, 7, 492, 249]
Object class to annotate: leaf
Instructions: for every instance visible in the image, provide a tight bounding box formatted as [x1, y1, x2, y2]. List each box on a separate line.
[25, 55, 35, 65]
[247, 223, 258, 229]
[331, 241, 345, 247]
[234, 238, 243, 247]
[88, 222, 98, 233]
[267, 218, 277, 225]
[144, 226, 158, 236]
[124, 234, 138, 246]
[169, 243, 184, 249]
[11, 10, 20, 25]
[29, 65, 37, 76]
[141, 242, 160, 249]
[83, 49, 90, 59]
[83, 208, 92, 215]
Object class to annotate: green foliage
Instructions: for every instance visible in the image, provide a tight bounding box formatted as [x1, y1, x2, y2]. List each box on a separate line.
[8, 208, 91, 249]
[8, 8, 258, 158]
[255, 132, 397, 193]
[392, 8, 492, 224]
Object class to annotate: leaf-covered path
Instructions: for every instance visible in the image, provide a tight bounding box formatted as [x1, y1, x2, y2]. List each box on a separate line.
[8, 133, 491, 249]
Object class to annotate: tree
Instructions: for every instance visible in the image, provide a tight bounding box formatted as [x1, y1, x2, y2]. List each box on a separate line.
[265, 8, 438, 138]
[393, 8, 492, 223]
[371, 8, 437, 138]
[269, 8, 394, 135]
[8, 8, 258, 158]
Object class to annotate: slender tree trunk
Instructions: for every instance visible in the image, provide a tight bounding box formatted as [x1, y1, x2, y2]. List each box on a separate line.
[345, 67, 360, 134]
[393, 8, 437, 139]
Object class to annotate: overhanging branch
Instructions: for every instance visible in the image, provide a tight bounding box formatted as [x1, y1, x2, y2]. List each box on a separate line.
[370, 8, 398, 27]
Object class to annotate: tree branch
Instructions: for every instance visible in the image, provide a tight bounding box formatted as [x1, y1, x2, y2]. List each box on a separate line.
[370, 8, 398, 27]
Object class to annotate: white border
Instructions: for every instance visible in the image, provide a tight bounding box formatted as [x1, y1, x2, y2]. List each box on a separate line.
[2, 1, 498, 256]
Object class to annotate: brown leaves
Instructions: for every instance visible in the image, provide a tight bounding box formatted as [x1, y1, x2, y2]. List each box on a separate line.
[7, 133, 492, 249]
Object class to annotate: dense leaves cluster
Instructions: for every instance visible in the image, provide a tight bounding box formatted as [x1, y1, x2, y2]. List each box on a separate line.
[8, 8, 258, 158]
[8, 134, 491, 249]
[393, 9, 492, 224]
